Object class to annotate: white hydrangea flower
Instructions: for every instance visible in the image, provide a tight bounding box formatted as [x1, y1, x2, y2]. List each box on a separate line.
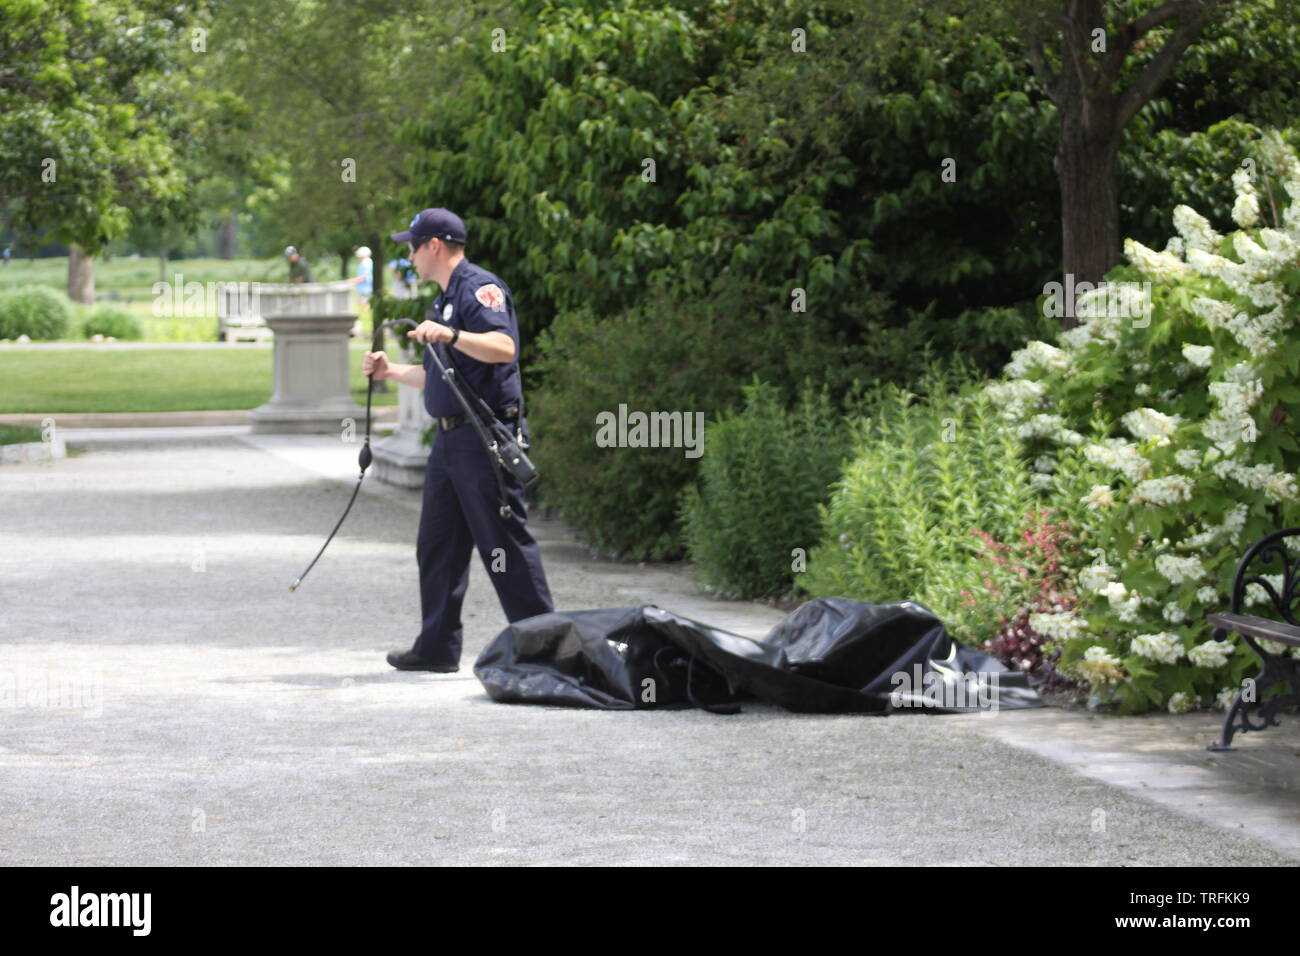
[1190, 296, 1234, 328]
[1162, 603, 1187, 624]
[1017, 413, 1064, 439]
[1264, 472, 1300, 502]
[1197, 586, 1218, 604]
[1218, 461, 1299, 501]
[1124, 237, 1192, 281]
[1100, 581, 1127, 602]
[1167, 691, 1198, 714]
[1004, 341, 1071, 379]
[1030, 472, 1056, 490]
[1225, 301, 1288, 351]
[1222, 361, 1261, 384]
[1203, 377, 1263, 453]
[1122, 408, 1180, 445]
[1245, 575, 1285, 607]
[1233, 192, 1261, 229]
[1215, 686, 1239, 710]
[1173, 204, 1222, 253]
[1076, 645, 1125, 687]
[981, 378, 1045, 422]
[1181, 343, 1213, 367]
[1188, 639, 1233, 669]
[1030, 611, 1089, 642]
[1059, 309, 1128, 350]
[1078, 561, 1115, 593]
[1098, 581, 1141, 622]
[1260, 129, 1300, 183]
[1155, 553, 1205, 584]
[1186, 247, 1234, 280]
[1016, 413, 1083, 445]
[1080, 485, 1114, 510]
[1132, 475, 1193, 506]
[1132, 631, 1185, 664]
[1231, 166, 1260, 229]
[1083, 438, 1151, 482]
[1258, 227, 1297, 260]
[1175, 449, 1201, 470]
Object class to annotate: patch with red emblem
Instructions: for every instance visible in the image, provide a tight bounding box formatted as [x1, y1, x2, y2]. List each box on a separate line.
[474, 283, 507, 312]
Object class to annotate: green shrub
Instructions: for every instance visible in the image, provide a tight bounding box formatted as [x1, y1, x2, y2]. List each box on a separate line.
[0, 286, 73, 340]
[80, 303, 143, 340]
[802, 375, 1047, 643]
[680, 378, 845, 599]
[532, 279, 872, 560]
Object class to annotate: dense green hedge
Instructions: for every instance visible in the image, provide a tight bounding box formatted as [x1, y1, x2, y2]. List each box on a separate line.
[531, 278, 868, 560]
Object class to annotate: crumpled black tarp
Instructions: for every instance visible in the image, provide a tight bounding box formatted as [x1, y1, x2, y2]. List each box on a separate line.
[473, 597, 1041, 714]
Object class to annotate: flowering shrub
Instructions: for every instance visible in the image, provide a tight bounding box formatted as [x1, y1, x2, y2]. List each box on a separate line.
[982, 128, 1300, 714]
[977, 508, 1085, 697]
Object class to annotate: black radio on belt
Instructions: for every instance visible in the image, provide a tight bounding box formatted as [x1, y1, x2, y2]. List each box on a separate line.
[438, 405, 537, 488]
[485, 415, 539, 490]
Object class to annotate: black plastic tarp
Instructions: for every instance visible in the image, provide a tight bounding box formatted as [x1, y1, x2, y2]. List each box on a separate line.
[473, 597, 1041, 714]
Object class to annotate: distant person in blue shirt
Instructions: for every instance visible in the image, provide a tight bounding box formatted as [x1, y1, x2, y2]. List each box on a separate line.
[386, 255, 418, 298]
[351, 245, 373, 305]
[2, 246, 10, 266]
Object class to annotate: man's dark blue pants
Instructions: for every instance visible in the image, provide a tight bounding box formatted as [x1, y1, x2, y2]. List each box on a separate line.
[413, 420, 553, 666]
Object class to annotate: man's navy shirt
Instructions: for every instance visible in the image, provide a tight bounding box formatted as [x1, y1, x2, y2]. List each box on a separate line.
[422, 258, 523, 418]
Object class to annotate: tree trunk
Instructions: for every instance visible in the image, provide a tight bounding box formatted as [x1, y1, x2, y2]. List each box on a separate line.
[1055, 113, 1120, 330]
[67, 244, 95, 304]
[338, 248, 350, 280]
[159, 246, 170, 284]
[216, 212, 237, 259]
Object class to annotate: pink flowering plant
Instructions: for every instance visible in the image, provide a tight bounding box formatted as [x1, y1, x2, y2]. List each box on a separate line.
[974, 509, 1083, 691]
[982, 129, 1300, 713]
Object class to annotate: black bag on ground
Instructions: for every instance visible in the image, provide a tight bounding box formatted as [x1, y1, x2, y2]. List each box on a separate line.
[474, 598, 1041, 714]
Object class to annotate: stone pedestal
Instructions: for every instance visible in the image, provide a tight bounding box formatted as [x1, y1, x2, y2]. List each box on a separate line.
[250, 312, 366, 434]
[372, 349, 433, 487]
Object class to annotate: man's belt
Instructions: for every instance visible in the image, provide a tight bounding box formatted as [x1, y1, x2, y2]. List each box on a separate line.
[438, 404, 519, 432]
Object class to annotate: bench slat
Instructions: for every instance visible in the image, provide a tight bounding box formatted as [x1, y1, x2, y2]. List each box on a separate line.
[1206, 612, 1300, 647]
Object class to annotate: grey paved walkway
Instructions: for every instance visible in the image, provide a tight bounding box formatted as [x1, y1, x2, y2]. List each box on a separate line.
[1, 428, 1296, 865]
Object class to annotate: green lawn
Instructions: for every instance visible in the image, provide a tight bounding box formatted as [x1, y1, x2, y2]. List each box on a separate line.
[0, 255, 297, 295]
[0, 345, 399, 413]
[0, 256, 367, 342]
[0, 423, 43, 444]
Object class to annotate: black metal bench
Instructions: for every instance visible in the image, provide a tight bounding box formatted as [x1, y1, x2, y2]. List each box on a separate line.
[1206, 527, 1300, 750]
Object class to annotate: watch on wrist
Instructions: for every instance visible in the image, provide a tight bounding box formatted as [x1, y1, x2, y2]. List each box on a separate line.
[449, 327, 460, 346]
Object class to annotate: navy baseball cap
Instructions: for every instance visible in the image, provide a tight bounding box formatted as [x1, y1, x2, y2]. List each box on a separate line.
[391, 207, 466, 245]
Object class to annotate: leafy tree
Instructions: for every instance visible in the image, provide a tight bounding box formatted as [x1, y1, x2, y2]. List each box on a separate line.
[0, 0, 199, 300]
[207, 0, 490, 297]
[726, 0, 1297, 327]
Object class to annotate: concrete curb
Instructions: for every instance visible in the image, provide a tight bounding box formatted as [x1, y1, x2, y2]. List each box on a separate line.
[0, 407, 398, 428]
[0, 437, 66, 463]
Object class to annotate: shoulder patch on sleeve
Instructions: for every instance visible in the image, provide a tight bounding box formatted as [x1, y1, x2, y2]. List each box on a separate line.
[474, 283, 507, 312]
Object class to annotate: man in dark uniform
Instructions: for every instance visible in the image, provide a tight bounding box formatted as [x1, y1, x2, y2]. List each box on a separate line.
[364, 207, 554, 671]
